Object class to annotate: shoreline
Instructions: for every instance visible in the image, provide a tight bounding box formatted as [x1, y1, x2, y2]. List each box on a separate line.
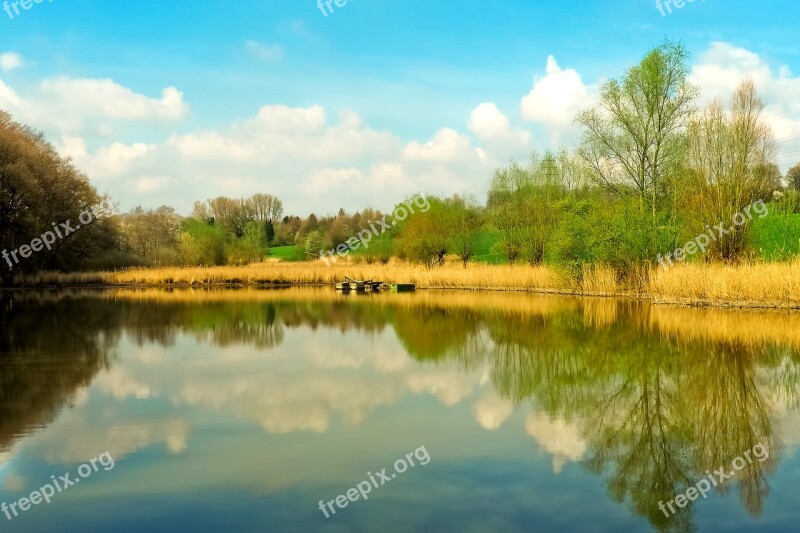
[6, 265, 800, 311]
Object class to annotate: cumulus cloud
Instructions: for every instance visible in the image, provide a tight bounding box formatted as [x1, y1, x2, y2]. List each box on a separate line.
[403, 127, 488, 164]
[521, 55, 593, 144]
[469, 102, 531, 156]
[0, 76, 188, 138]
[40, 79, 187, 122]
[0, 52, 22, 71]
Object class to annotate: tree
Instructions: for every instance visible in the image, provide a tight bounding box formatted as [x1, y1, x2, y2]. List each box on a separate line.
[304, 230, 325, 260]
[488, 152, 567, 264]
[685, 81, 776, 260]
[577, 40, 698, 218]
[250, 193, 284, 225]
[118, 206, 182, 266]
[396, 197, 449, 268]
[0, 111, 121, 283]
[445, 196, 484, 267]
[788, 163, 800, 192]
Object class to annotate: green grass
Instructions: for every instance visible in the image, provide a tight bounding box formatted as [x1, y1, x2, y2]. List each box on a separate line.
[752, 211, 800, 261]
[472, 230, 507, 264]
[268, 246, 304, 261]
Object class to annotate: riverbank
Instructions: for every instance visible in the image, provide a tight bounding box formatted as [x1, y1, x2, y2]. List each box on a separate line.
[7, 258, 800, 309]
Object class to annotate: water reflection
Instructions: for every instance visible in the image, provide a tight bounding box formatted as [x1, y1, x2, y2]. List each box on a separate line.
[1, 288, 799, 531]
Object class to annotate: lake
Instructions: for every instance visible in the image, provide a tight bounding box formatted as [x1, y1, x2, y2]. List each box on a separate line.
[1, 288, 799, 532]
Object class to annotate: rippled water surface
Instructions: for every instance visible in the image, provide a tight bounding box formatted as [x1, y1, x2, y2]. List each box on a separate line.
[1, 288, 800, 532]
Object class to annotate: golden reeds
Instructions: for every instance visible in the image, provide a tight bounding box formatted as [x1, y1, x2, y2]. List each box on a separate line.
[9, 257, 800, 309]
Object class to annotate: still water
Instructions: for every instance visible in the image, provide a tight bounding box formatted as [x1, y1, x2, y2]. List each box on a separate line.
[1, 288, 799, 532]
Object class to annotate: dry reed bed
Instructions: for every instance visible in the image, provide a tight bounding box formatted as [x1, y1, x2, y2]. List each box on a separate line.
[10, 258, 800, 309]
[97, 260, 566, 292]
[649, 260, 800, 308]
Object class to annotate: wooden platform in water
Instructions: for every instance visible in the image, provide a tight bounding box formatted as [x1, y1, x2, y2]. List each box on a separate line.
[335, 278, 415, 292]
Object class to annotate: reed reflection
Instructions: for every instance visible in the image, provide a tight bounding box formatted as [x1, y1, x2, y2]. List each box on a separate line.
[1, 288, 799, 531]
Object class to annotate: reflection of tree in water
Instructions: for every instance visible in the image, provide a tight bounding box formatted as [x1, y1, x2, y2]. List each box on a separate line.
[393, 306, 480, 361]
[0, 293, 116, 455]
[482, 301, 787, 532]
[194, 303, 285, 349]
[2, 289, 798, 532]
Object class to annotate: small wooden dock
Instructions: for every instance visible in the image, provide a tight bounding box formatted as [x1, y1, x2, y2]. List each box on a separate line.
[335, 277, 416, 293]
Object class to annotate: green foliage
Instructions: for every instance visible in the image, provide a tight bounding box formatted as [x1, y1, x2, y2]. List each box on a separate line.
[303, 230, 325, 260]
[357, 233, 394, 264]
[788, 163, 800, 192]
[395, 196, 450, 268]
[445, 196, 484, 267]
[751, 199, 800, 261]
[0, 111, 122, 283]
[488, 152, 570, 264]
[182, 218, 227, 266]
[551, 194, 679, 281]
[226, 221, 267, 265]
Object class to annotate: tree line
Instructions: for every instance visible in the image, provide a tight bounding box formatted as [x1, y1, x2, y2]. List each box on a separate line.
[2, 41, 800, 284]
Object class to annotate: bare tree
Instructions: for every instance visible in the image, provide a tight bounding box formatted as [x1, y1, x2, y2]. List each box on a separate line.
[686, 80, 776, 260]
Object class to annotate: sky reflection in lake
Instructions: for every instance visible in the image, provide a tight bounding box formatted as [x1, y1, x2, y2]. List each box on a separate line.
[1, 288, 800, 532]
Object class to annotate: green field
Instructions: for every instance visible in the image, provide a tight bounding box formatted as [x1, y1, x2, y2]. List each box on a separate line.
[268, 246, 304, 262]
[472, 230, 507, 264]
[752, 211, 800, 261]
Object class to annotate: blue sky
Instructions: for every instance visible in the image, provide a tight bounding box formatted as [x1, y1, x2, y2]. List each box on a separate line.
[1, 0, 799, 215]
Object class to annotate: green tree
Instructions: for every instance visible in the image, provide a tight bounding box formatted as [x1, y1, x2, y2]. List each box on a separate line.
[444, 195, 484, 267]
[304, 230, 325, 260]
[0, 111, 121, 283]
[395, 197, 449, 268]
[577, 40, 697, 219]
[488, 152, 568, 265]
[787, 163, 800, 192]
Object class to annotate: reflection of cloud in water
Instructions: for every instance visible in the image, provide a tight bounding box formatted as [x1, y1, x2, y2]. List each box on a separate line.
[22, 406, 191, 464]
[4, 474, 24, 493]
[473, 391, 514, 430]
[526, 413, 587, 474]
[96, 367, 152, 399]
[109, 330, 489, 435]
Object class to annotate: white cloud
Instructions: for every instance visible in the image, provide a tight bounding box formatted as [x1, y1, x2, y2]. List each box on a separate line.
[521, 55, 593, 145]
[245, 40, 284, 62]
[403, 127, 487, 164]
[0, 52, 22, 71]
[469, 102, 531, 155]
[304, 167, 363, 194]
[0, 77, 188, 139]
[40, 79, 187, 122]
